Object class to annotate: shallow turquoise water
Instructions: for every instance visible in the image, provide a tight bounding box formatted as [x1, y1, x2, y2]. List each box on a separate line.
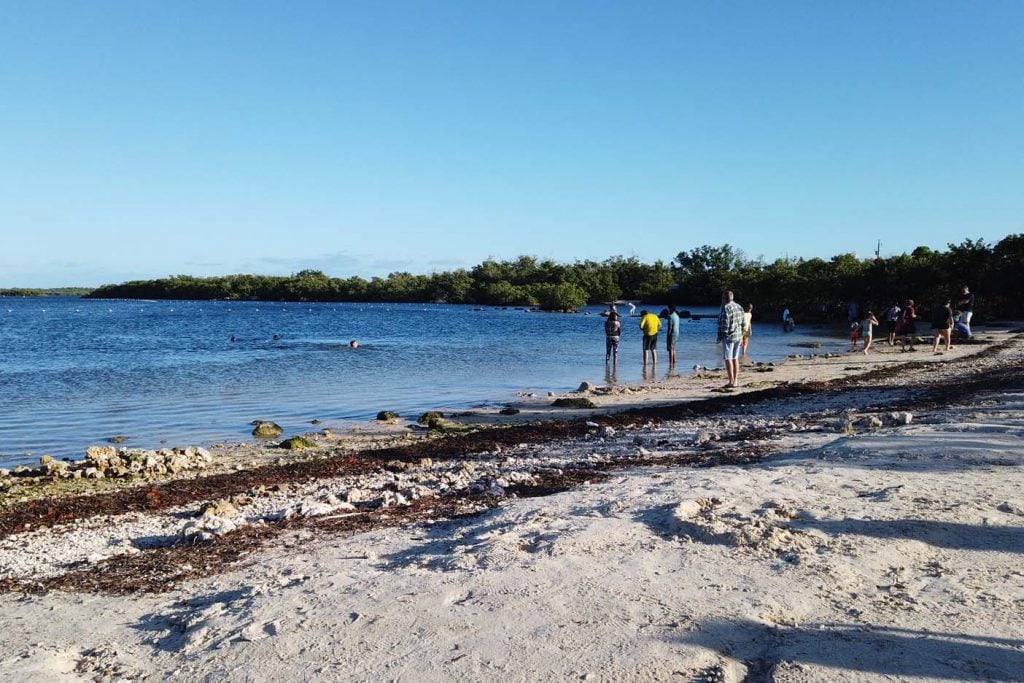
[0, 297, 842, 465]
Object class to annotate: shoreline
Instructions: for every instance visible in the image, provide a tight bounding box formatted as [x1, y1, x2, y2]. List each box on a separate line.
[0, 327, 1010, 507]
[0, 296, 899, 466]
[1, 330, 1021, 680]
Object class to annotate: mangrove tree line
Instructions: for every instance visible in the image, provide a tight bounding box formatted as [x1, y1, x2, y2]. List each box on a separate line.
[87, 235, 1024, 318]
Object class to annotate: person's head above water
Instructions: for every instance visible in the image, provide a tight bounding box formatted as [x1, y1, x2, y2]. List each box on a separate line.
[349, 340, 359, 348]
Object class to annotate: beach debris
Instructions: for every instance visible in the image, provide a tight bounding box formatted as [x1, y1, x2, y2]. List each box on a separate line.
[417, 411, 445, 425]
[499, 407, 520, 415]
[279, 436, 317, 450]
[251, 421, 284, 438]
[182, 512, 240, 541]
[997, 501, 1024, 516]
[201, 499, 239, 518]
[887, 411, 913, 426]
[576, 381, 595, 393]
[376, 411, 400, 422]
[599, 426, 616, 438]
[552, 397, 597, 409]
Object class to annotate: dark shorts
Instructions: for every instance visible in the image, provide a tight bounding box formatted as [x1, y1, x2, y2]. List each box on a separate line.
[643, 335, 658, 351]
[605, 336, 620, 355]
[666, 337, 677, 352]
[887, 321, 897, 335]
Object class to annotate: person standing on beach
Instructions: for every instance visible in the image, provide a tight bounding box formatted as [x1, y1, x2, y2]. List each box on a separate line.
[717, 291, 744, 388]
[861, 310, 880, 354]
[931, 301, 954, 353]
[741, 303, 753, 357]
[604, 311, 621, 363]
[884, 301, 901, 346]
[897, 299, 918, 352]
[666, 305, 680, 366]
[957, 286, 974, 337]
[639, 309, 660, 366]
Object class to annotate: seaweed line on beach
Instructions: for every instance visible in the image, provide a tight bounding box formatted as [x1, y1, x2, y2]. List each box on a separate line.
[0, 443, 773, 595]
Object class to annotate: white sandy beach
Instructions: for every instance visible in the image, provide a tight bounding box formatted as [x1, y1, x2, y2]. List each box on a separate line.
[1, 332, 1022, 682]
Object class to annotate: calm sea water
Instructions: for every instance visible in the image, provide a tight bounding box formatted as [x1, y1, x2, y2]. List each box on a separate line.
[0, 297, 843, 465]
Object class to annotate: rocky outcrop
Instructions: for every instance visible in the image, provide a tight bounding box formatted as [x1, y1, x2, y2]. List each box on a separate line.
[251, 421, 284, 438]
[14, 445, 217, 483]
[552, 397, 598, 409]
[279, 436, 316, 450]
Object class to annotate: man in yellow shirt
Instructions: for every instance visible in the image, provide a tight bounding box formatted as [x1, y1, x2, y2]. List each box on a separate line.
[639, 309, 661, 366]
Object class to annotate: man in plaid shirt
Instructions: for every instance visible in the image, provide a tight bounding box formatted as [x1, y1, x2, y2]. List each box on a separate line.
[717, 290, 745, 389]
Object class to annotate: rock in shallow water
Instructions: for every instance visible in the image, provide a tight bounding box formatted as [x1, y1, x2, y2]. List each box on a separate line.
[252, 421, 284, 438]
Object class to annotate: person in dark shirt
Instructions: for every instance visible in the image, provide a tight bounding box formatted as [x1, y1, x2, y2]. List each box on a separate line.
[931, 301, 954, 353]
[897, 299, 918, 352]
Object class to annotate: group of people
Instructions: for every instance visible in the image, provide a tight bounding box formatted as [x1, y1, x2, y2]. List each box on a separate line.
[604, 293, 755, 391]
[604, 284, 976, 389]
[602, 304, 681, 367]
[847, 285, 975, 355]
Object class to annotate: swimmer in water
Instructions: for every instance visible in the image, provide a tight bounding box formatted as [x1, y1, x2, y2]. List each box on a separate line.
[349, 340, 359, 349]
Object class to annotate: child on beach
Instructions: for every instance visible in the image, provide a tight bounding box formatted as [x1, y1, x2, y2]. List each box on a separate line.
[861, 310, 880, 354]
[848, 321, 861, 351]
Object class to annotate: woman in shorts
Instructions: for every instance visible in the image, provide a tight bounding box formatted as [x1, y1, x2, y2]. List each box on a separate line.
[931, 301, 954, 353]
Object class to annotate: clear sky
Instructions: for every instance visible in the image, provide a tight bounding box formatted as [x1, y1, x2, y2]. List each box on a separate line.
[2, 1, 1022, 287]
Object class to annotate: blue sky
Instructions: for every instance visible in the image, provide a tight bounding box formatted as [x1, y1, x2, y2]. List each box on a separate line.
[1, 1, 1022, 287]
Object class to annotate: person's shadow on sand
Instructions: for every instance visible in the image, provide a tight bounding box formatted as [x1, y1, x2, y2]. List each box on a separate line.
[669, 618, 1024, 681]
